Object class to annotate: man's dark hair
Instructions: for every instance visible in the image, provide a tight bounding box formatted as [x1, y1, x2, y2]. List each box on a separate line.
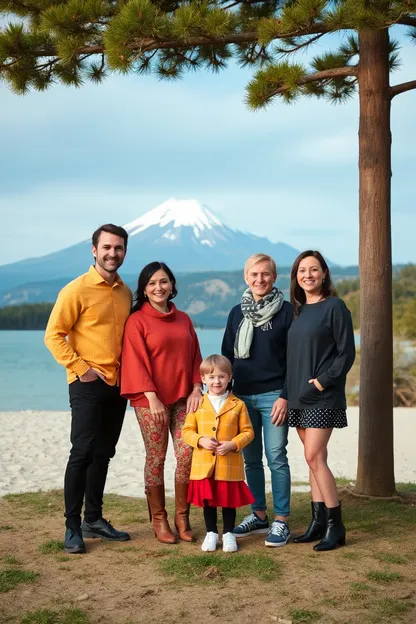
[92, 224, 128, 250]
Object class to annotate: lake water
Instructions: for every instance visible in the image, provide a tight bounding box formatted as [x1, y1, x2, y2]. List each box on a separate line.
[0, 330, 224, 411]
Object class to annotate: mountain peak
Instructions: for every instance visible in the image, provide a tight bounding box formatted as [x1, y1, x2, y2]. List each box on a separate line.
[123, 198, 224, 237]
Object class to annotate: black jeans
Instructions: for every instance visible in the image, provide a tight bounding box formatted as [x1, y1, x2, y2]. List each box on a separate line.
[65, 378, 127, 529]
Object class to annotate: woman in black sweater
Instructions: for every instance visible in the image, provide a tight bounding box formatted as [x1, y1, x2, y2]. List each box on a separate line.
[286, 250, 355, 551]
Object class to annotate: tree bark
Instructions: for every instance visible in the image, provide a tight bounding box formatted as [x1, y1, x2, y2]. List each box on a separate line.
[355, 30, 395, 496]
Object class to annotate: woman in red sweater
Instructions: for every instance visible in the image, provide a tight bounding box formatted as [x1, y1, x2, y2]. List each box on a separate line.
[121, 262, 203, 544]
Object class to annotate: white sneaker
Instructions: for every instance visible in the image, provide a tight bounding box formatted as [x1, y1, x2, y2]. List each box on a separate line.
[222, 532, 238, 553]
[201, 531, 219, 552]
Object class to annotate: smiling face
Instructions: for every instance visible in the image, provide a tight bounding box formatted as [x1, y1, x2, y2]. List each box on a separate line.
[297, 256, 327, 297]
[92, 232, 126, 277]
[144, 269, 172, 309]
[245, 260, 276, 301]
[202, 366, 232, 396]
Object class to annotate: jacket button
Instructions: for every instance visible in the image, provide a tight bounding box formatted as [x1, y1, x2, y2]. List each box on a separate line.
[212, 427, 216, 431]
[212, 452, 216, 456]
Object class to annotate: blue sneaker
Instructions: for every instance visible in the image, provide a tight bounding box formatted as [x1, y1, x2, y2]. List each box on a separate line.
[265, 521, 291, 547]
[233, 513, 270, 538]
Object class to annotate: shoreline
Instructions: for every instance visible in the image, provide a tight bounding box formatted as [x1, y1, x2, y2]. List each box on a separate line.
[1, 407, 415, 497]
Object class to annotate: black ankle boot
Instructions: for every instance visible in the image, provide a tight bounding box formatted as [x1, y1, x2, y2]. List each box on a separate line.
[293, 502, 326, 543]
[313, 504, 345, 551]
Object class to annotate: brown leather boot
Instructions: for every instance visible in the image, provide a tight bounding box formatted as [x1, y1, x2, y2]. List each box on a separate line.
[145, 485, 177, 544]
[174, 480, 194, 542]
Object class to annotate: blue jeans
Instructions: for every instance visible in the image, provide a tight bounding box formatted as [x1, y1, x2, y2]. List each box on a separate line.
[237, 390, 290, 518]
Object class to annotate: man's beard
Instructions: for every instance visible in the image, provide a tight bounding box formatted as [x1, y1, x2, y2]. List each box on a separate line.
[97, 257, 123, 273]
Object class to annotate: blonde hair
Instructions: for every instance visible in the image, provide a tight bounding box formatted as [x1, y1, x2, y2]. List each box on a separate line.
[244, 253, 277, 278]
[200, 354, 232, 377]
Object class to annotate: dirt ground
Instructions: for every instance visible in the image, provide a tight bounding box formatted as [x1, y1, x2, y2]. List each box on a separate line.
[0, 489, 415, 624]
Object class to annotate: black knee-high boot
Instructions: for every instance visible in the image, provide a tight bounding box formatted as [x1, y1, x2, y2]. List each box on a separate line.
[293, 502, 326, 543]
[313, 503, 345, 551]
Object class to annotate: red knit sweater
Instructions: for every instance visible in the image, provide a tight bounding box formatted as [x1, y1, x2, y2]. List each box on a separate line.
[120, 302, 202, 408]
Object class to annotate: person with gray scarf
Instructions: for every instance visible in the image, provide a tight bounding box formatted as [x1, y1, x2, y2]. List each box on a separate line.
[222, 253, 293, 547]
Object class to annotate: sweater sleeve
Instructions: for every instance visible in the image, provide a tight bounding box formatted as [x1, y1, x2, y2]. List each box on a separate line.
[221, 309, 236, 364]
[120, 315, 157, 401]
[181, 410, 201, 448]
[44, 284, 90, 378]
[317, 302, 356, 389]
[232, 402, 255, 452]
[189, 317, 203, 385]
[280, 305, 293, 400]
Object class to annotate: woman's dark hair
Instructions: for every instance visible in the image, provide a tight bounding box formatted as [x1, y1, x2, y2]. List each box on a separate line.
[131, 262, 178, 313]
[290, 250, 337, 316]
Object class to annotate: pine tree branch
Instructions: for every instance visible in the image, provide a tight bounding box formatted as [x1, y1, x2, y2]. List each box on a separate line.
[390, 79, 416, 98]
[268, 66, 358, 97]
[397, 16, 416, 27]
[26, 25, 330, 60]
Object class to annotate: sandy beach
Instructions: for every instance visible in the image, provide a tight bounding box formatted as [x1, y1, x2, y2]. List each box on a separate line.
[1, 407, 415, 497]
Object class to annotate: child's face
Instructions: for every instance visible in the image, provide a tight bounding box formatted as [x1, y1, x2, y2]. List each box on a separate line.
[202, 367, 232, 396]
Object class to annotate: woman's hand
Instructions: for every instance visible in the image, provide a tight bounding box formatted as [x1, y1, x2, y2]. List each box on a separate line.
[216, 441, 237, 455]
[186, 386, 203, 413]
[146, 393, 168, 423]
[271, 397, 288, 426]
[198, 437, 218, 451]
[309, 378, 324, 391]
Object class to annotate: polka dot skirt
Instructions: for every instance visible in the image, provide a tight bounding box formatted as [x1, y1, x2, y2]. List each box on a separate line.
[288, 408, 347, 429]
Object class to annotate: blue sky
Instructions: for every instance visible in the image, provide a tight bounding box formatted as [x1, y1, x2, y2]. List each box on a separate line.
[1, 30, 415, 267]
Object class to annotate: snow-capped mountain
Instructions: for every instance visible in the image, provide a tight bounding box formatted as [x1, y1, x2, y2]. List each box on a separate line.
[0, 198, 302, 297]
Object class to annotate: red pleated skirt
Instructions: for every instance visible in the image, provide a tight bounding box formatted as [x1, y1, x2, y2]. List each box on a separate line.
[187, 475, 254, 508]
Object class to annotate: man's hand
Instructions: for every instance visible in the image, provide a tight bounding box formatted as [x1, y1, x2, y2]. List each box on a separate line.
[216, 441, 237, 455]
[271, 397, 288, 426]
[79, 368, 105, 383]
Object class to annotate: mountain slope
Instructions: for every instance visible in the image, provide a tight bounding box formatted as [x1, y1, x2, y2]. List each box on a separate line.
[0, 198, 303, 292]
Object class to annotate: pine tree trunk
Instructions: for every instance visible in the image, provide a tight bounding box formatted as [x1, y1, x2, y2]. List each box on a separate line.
[355, 30, 395, 496]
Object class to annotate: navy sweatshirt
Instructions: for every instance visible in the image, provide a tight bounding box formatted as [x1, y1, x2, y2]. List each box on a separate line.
[286, 297, 355, 410]
[221, 301, 293, 398]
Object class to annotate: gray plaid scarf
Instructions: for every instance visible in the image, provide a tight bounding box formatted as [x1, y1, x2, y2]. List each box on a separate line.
[234, 287, 285, 359]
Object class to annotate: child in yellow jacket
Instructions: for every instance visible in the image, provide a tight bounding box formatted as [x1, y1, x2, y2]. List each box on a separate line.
[182, 354, 254, 553]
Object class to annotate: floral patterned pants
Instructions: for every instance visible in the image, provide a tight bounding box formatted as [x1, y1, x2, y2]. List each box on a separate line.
[135, 399, 192, 487]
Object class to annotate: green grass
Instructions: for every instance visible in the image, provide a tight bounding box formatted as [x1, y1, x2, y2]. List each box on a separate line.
[0, 569, 39, 593]
[340, 551, 361, 560]
[38, 540, 65, 554]
[2, 555, 21, 565]
[20, 607, 90, 624]
[335, 476, 355, 486]
[375, 552, 408, 565]
[3, 490, 62, 515]
[55, 555, 71, 563]
[367, 570, 403, 583]
[375, 598, 413, 617]
[290, 608, 321, 622]
[0, 525, 13, 531]
[160, 552, 280, 582]
[349, 582, 370, 593]
[396, 482, 416, 493]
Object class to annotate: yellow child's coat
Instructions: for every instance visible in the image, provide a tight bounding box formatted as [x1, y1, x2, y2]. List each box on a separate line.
[182, 393, 254, 481]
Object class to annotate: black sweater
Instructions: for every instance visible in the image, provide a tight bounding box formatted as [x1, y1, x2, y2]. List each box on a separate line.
[286, 297, 355, 410]
[221, 301, 293, 398]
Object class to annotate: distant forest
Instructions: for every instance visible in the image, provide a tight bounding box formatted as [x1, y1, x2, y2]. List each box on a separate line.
[337, 265, 416, 339]
[1, 265, 415, 338]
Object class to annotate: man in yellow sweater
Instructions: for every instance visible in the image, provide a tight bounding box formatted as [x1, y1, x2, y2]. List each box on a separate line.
[45, 224, 132, 554]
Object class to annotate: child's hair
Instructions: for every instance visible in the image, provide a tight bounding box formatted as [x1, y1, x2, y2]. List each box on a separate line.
[200, 354, 232, 377]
